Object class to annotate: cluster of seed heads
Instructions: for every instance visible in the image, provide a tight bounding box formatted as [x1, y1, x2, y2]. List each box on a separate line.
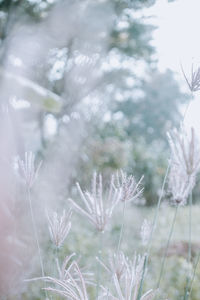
[69, 171, 144, 232]
[41, 251, 155, 300]
[20, 158, 152, 300]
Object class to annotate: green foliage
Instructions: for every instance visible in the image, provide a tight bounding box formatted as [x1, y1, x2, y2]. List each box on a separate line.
[0, 0, 55, 19]
[109, 7, 155, 59]
[111, 69, 190, 142]
[147, 256, 200, 300]
[21, 205, 200, 299]
[43, 97, 62, 113]
[113, 0, 156, 11]
[86, 69, 190, 205]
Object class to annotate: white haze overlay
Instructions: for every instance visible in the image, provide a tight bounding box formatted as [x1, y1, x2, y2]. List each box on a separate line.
[146, 0, 200, 134]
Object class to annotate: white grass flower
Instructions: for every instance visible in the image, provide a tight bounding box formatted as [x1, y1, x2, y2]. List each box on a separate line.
[69, 172, 121, 232]
[47, 209, 72, 248]
[113, 253, 144, 300]
[167, 127, 200, 177]
[18, 151, 42, 189]
[97, 251, 128, 281]
[140, 219, 151, 246]
[40, 254, 90, 300]
[181, 63, 200, 92]
[99, 252, 154, 300]
[167, 127, 200, 205]
[168, 163, 195, 206]
[115, 170, 144, 203]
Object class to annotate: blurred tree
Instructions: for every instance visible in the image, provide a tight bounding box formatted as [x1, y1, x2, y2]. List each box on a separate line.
[0, 0, 189, 206]
[0, 0, 156, 112]
[86, 68, 190, 205]
[111, 69, 189, 142]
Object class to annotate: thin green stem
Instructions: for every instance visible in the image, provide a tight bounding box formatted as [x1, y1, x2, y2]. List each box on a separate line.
[188, 251, 200, 297]
[96, 230, 103, 299]
[27, 188, 48, 299]
[117, 200, 127, 254]
[55, 246, 59, 262]
[188, 193, 193, 262]
[27, 187, 45, 277]
[148, 164, 170, 255]
[156, 205, 178, 290]
[135, 165, 170, 300]
[183, 193, 193, 300]
[182, 100, 192, 123]
[52, 246, 59, 277]
[136, 254, 147, 300]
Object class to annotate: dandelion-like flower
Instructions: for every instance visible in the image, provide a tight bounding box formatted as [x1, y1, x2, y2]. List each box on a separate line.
[47, 210, 72, 248]
[115, 170, 144, 203]
[68, 172, 121, 232]
[40, 254, 90, 300]
[140, 219, 151, 246]
[18, 151, 42, 189]
[167, 127, 200, 177]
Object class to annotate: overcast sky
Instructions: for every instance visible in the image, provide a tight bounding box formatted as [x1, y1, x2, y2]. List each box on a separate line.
[146, 0, 200, 133]
[149, 0, 200, 71]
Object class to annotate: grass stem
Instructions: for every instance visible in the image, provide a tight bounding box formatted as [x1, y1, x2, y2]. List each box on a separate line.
[188, 251, 200, 297]
[28, 187, 45, 277]
[117, 200, 127, 254]
[27, 187, 48, 298]
[156, 205, 178, 290]
[96, 230, 103, 299]
[183, 192, 193, 300]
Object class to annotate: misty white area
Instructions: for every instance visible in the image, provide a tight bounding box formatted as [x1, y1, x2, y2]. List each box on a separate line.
[147, 0, 200, 134]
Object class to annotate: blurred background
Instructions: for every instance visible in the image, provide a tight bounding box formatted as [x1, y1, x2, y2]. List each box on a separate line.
[1, 0, 197, 206]
[1, 0, 200, 299]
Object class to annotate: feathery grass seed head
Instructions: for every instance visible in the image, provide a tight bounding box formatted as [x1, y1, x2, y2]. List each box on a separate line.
[181, 63, 200, 92]
[18, 151, 42, 189]
[167, 127, 200, 177]
[47, 209, 72, 248]
[69, 172, 121, 232]
[140, 219, 151, 246]
[114, 170, 144, 204]
[168, 163, 195, 206]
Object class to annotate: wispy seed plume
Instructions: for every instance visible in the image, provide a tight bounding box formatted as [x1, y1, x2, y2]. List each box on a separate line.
[39, 254, 90, 300]
[100, 252, 155, 300]
[47, 209, 72, 248]
[181, 63, 200, 92]
[140, 219, 151, 246]
[115, 170, 144, 203]
[69, 172, 121, 232]
[18, 151, 42, 189]
[167, 127, 200, 178]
